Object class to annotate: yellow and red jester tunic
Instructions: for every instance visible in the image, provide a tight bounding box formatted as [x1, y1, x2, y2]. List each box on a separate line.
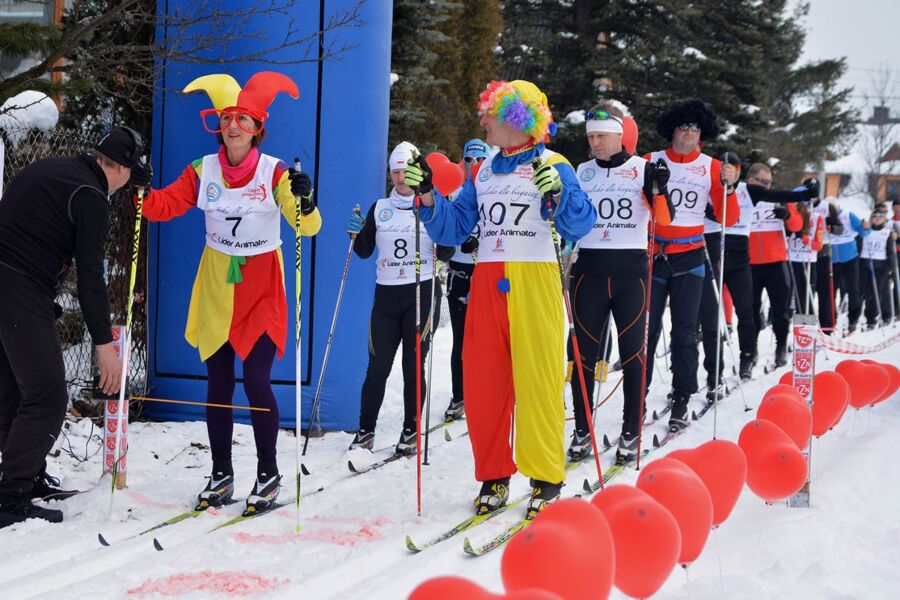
[142, 149, 321, 362]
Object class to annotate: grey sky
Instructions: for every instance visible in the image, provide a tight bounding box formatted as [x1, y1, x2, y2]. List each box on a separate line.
[793, 0, 900, 111]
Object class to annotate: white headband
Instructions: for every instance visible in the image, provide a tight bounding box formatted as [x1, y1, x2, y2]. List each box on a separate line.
[586, 118, 624, 135]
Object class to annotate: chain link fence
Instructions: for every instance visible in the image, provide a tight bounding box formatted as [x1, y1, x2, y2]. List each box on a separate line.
[1, 125, 148, 417]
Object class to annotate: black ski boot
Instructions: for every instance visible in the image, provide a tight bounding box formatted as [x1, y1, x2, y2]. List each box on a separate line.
[567, 429, 592, 462]
[0, 497, 63, 529]
[847, 321, 858, 336]
[739, 352, 756, 381]
[30, 471, 78, 502]
[706, 378, 727, 404]
[526, 479, 563, 519]
[774, 344, 788, 368]
[474, 477, 510, 515]
[444, 399, 465, 422]
[615, 432, 639, 465]
[348, 429, 375, 451]
[196, 468, 235, 510]
[245, 467, 282, 516]
[395, 427, 417, 456]
[668, 393, 690, 433]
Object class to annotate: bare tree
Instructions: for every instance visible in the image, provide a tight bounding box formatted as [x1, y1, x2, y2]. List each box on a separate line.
[856, 64, 900, 205]
[1, 0, 365, 125]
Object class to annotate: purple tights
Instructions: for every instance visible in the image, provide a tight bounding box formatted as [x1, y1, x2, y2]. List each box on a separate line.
[205, 336, 280, 466]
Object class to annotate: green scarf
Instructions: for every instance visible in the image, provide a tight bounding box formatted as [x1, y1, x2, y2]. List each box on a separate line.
[227, 255, 247, 284]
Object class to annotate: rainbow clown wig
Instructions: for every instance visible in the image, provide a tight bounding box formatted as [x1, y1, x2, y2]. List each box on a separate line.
[477, 80, 557, 142]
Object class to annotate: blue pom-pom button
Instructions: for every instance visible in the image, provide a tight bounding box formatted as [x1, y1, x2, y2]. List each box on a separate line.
[497, 278, 511, 293]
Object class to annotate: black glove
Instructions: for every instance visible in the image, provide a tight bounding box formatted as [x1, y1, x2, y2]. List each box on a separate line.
[704, 203, 716, 222]
[129, 160, 152, 189]
[289, 168, 315, 214]
[772, 205, 790, 220]
[653, 158, 670, 191]
[802, 177, 819, 200]
[460, 235, 479, 254]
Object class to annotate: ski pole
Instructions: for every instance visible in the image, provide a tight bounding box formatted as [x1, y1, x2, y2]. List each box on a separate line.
[423, 244, 437, 466]
[302, 205, 360, 455]
[635, 206, 658, 470]
[710, 157, 732, 440]
[412, 153, 424, 516]
[109, 166, 147, 514]
[533, 158, 604, 488]
[292, 158, 305, 533]
[866, 258, 885, 333]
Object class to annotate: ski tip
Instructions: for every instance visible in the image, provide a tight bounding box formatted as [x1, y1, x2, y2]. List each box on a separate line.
[462, 536, 478, 556]
[691, 410, 699, 421]
[652, 410, 660, 420]
[404, 535, 421, 552]
[443, 429, 452, 442]
[153, 538, 164, 552]
[652, 434, 661, 448]
[98, 532, 110, 547]
[347, 460, 358, 474]
[602, 434, 612, 448]
[300, 463, 311, 476]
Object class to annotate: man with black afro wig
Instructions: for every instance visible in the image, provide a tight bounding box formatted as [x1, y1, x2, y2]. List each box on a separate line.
[656, 98, 720, 143]
[642, 97, 740, 433]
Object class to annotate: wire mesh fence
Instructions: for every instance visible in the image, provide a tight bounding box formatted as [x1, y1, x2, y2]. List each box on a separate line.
[1, 125, 148, 417]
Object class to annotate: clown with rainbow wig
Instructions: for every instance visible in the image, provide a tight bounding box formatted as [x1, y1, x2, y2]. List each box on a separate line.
[140, 71, 321, 514]
[406, 80, 596, 517]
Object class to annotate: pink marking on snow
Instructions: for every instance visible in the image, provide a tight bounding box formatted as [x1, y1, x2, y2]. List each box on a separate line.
[307, 515, 394, 527]
[233, 524, 384, 546]
[127, 571, 288, 596]
[124, 489, 180, 510]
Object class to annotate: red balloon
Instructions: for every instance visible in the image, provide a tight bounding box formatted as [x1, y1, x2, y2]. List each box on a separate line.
[425, 152, 465, 196]
[668, 440, 747, 526]
[778, 372, 793, 385]
[636, 458, 713, 565]
[744, 443, 808, 503]
[835, 360, 889, 409]
[811, 371, 850, 436]
[409, 576, 493, 600]
[591, 486, 680, 599]
[622, 116, 639, 154]
[864, 363, 893, 406]
[737, 419, 790, 458]
[502, 499, 614, 600]
[872, 362, 900, 403]
[763, 384, 803, 404]
[757, 394, 812, 450]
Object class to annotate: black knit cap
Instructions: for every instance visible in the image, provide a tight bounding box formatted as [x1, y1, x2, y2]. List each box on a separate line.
[656, 98, 720, 142]
[95, 126, 144, 168]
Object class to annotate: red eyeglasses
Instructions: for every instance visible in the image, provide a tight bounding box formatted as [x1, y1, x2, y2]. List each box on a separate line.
[200, 108, 268, 135]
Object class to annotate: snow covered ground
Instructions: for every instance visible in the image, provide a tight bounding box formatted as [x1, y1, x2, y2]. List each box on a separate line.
[1, 310, 899, 599]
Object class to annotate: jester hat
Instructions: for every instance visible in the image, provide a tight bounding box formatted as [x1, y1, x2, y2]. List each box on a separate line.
[477, 80, 556, 142]
[184, 71, 299, 130]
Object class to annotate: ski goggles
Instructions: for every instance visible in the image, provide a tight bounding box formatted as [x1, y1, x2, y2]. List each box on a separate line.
[585, 110, 623, 135]
[200, 107, 268, 135]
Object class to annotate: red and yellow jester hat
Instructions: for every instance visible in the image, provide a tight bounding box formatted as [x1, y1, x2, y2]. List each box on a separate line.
[184, 71, 299, 132]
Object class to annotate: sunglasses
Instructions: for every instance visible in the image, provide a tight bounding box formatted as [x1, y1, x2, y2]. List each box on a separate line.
[677, 123, 701, 132]
[585, 110, 623, 123]
[464, 156, 486, 163]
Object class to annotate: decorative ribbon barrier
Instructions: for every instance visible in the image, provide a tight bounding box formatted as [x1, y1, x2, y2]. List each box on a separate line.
[815, 329, 900, 355]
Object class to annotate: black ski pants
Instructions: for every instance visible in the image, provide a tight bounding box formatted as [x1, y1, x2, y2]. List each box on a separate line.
[752, 262, 791, 350]
[358, 280, 440, 433]
[568, 272, 647, 438]
[833, 258, 862, 327]
[0, 266, 67, 503]
[816, 252, 836, 332]
[646, 250, 705, 400]
[700, 251, 754, 384]
[791, 261, 817, 316]
[446, 261, 474, 405]
[860, 259, 890, 325]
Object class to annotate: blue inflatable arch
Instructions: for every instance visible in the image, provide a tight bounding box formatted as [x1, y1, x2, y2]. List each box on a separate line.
[145, 0, 389, 431]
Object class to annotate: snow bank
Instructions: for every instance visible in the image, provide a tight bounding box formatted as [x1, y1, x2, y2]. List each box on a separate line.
[0, 90, 59, 148]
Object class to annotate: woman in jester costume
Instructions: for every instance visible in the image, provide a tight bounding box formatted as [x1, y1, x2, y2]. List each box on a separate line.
[140, 72, 321, 513]
[406, 80, 595, 517]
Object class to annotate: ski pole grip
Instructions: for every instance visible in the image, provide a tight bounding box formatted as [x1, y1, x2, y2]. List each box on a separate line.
[531, 158, 555, 208]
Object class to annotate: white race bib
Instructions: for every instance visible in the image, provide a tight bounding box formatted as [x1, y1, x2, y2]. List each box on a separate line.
[196, 154, 281, 256]
[861, 228, 890, 261]
[649, 151, 713, 228]
[373, 198, 436, 284]
[474, 148, 556, 263]
[751, 200, 786, 233]
[706, 182, 751, 236]
[828, 210, 858, 245]
[789, 214, 822, 263]
[576, 156, 650, 250]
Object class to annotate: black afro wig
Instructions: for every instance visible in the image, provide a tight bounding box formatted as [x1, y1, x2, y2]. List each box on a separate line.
[656, 98, 719, 142]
